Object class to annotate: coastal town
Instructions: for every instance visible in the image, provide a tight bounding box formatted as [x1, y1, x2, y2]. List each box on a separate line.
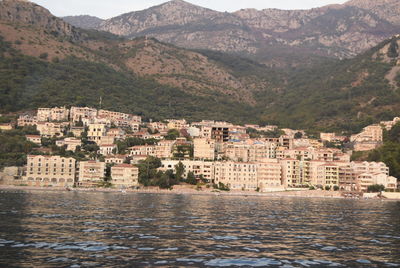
[0, 106, 398, 195]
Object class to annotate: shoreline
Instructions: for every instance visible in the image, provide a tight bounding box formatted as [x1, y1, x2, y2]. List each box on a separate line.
[0, 184, 391, 200]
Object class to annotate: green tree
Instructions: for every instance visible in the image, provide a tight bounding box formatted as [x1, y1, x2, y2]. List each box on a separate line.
[367, 184, 385, 193]
[186, 171, 197, 185]
[165, 129, 180, 140]
[174, 161, 185, 182]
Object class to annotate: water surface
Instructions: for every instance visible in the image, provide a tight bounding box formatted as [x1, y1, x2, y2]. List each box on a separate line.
[0, 190, 399, 267]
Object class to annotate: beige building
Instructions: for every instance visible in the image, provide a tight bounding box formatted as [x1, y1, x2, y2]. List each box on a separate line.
[214, 161, 258, 190]
[0, 123, 13, 130]
[99, 144, 117, 156]
[155, 140, 175, 159]
[56, 138, 81, 151]
[111, 164, 139, 188]
[160, 160, 214, 182]
[70, 106, 97, 123]
[26, 135, 42, 145]
[257, 159, 283, 191]
[36, 122, 66, 138]
[105, 155, 126, 164]
[70, 127, 84, 137]
[23, 155, 76, 187]
[37, 107, 69, 122]
[77, 161, 106, 187]
[88, 123, 107, 143]
[17, 115, 38, 127]
[194, 138, 215, 160]
[129, 145, 156, 156]
[351, 125, 383, 151]
[167, 119, 188, 130]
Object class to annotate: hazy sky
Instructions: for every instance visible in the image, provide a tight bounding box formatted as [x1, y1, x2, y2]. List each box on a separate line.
[32, 0, 348, 19]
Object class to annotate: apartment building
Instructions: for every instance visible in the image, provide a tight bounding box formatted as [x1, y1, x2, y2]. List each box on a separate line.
[257, 159, 283, 191]
[70, 107, 97, 123]
[88, 123, 107, 143]
[155, 140, 175, 159]
[193, 138, 215, 160]
[167, 119, 188, 130]
[129, 145, 156, 156]
[25, 135, 42, 145]
[111, 164, 139, 188]
[36, 122, 66, 137]
[23, 155, 76, 187]
[37, 107, 69, 122]
[77, 161, 106, 187]
[214, 161, 258, 190]
[17, 115, 38, 127]
[160, 160, 214, 182]
[56, 137, 81, 151]
[99, 144, 117, 156]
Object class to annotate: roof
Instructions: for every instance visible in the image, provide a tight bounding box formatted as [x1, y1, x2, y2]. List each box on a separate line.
[113, 164, 136, 168]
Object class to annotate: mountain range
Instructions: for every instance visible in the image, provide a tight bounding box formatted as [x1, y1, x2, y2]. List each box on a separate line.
[63, 0, 400, 67]
[0, 0, 399, 133]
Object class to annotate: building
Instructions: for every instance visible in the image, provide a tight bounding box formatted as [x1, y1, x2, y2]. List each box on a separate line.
[167, 119, 188, 130]
[70, 106, 97, 123]
[77, 161, 106, 187]
[56, 138, 81, 151]
[70, 127, 84, 137]
[17, 115, 38, 127]
[26, 135, 42, 145]
[160, 160, 214, 182]
[257, 159, 283, 191]
[214, 161, 258, 190]
[99, 144, 117, 156]
[194, 138, 215, 160]
[111, 164, 139, 188]
[105, 155, 127, 164]
[36, 122, 66, 138]
[155, 140, 175, 159]
[351, 124, 383, 151]
[37, 107, 69, 122]
[88, 123, 107, 143]
[0, 123, 13, 130]
[129, 145, 156, 157]
[23, 155, 76, 187]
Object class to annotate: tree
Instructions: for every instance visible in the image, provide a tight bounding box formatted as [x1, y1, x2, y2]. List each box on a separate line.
[325, 185, 331, 191]
[174, 161, 185, 182]
[367, 184, 385, 193]
[165, 129, 180, 140]
[387, 39, 399, 58]
[294, 132, 303, 139]
[186, 171, 197, 185]
[137, 156, 162, 186]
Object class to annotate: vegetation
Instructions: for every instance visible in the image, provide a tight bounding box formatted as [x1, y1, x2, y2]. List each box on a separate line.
[353, 123, 400, 179]
[367, 184, 385, 193]
[137, 156, 179, 189]
[0, 128, 39, 169]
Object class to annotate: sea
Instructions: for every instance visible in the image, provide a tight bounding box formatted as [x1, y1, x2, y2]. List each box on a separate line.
[0, 190, 399, 267]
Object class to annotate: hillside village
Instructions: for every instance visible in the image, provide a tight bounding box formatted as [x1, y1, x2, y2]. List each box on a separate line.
[0, 106, 398, 193]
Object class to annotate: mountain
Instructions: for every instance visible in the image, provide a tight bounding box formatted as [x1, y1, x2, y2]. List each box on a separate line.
[63, 15, 104, 29]
[345, 0, 400, 25]
[65, 0, 400, 67]
[1, 0, 400, 133]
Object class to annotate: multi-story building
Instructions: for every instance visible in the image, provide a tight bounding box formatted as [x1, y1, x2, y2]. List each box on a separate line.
[111, 164, 139, 188]
[99, 144, 117, 156]
[70, 126, 84, 137]
[70, 107, 97, 123]
[56, 138, 81, 151]
[167, 119, 188, 130]
[26, 135, 42, 145]
[17, 115, 38, 127]
[193, 138, 215, 160]
[257, 159, 283, 191]
[214, 161, 258, 190]
[351, 124, 383, 151]
[37, 107, 69, 122]
[155, 140, 175, 159]
[87, 123, 107, 143]
[36, 122, 66, 138]
[23, 155, 76, 187]
[77, 161, 106, 187]
[105, 155, 127, 164]
[129, 145, 156, 156]
[98, 109, 131, 121]
[160, 160, 214, 182]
